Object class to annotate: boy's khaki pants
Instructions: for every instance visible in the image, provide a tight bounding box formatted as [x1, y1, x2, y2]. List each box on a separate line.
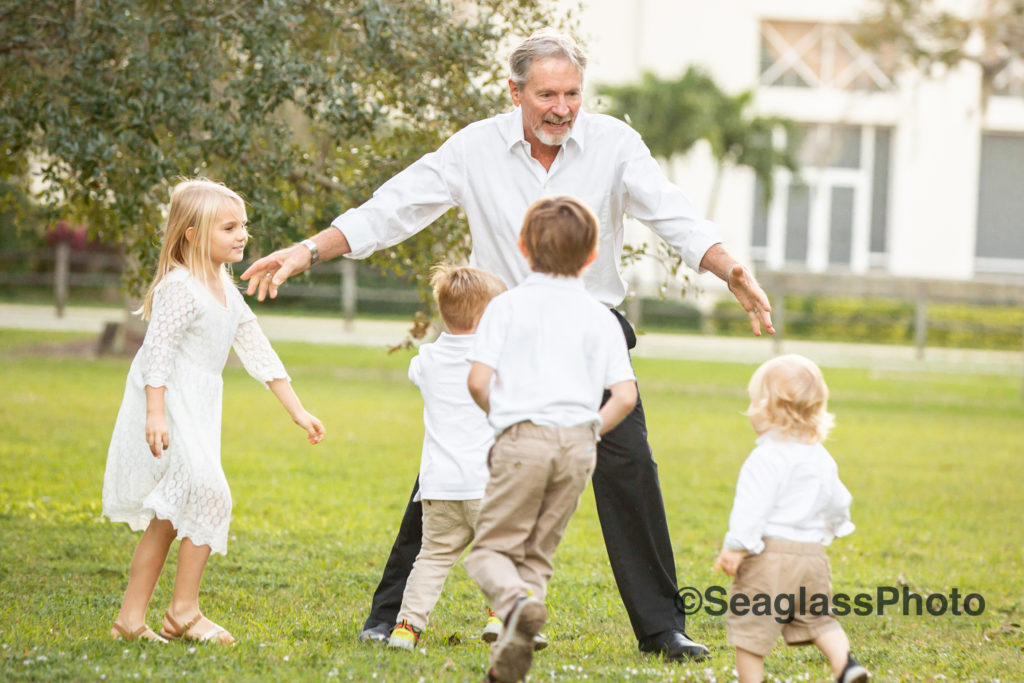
[395, 499, 481, 630]
[465, 421, 597, 620]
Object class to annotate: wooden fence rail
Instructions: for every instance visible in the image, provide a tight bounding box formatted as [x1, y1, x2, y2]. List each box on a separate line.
[0, 248, 421, 324]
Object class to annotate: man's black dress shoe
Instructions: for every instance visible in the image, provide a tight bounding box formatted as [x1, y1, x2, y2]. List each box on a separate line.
[638, 630, 710, 661]
[357, 620, 391, 643]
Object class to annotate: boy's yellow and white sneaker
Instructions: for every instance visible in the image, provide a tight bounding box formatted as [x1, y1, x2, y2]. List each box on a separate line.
[481, 608, 503, 643]
[481, 608, 549, 650]
[387, 620, 422, 650]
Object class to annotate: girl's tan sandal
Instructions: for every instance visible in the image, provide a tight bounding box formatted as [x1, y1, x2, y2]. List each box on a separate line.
[110, 621, 168, 643]
[160, 611, 235, 645]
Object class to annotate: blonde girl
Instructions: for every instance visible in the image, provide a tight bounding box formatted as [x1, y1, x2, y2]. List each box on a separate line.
[103, 178, 324, 644]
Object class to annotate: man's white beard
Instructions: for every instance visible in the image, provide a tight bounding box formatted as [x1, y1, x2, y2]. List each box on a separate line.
[534, 120, 573, 146]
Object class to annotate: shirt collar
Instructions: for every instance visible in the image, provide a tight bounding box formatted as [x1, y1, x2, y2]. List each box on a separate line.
[437, 331, 474, 344]
[501, 107, 587, 153]
[524, 271, 586, 289]
[756, 430, 815, 447]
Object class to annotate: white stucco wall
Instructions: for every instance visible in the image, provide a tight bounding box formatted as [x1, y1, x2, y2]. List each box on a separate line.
[553, 0, 1023, 289]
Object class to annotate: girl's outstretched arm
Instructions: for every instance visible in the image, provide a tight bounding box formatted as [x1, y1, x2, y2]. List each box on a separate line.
[267, 378, 325, 444]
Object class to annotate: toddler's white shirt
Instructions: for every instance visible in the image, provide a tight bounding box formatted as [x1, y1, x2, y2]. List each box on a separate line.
[409, 333, 492, 500]
[723, 432, 856, 554]
[468, 272, 635, 434]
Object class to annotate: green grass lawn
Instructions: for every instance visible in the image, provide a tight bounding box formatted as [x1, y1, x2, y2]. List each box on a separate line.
[1, 330, 1021, 682]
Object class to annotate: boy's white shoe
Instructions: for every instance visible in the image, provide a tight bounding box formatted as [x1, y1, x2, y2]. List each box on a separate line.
[490, 597, 547, 683]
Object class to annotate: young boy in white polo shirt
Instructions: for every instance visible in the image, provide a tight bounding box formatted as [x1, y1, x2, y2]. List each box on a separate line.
[386, 265, 507, 650]
[464, 196, 639, 683]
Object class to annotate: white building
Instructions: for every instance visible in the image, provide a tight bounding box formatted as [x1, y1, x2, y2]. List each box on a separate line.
[563, 0, 1024, 299]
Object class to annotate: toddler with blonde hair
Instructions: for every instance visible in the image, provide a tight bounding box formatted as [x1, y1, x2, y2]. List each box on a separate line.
[714, 354, 868, 683]
[385, 264, 507, 650]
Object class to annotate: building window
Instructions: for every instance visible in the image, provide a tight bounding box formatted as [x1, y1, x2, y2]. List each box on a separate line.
[752, 124, 892, 273]
[976, 133, 1024, 274]
[759, 21, 896, 91]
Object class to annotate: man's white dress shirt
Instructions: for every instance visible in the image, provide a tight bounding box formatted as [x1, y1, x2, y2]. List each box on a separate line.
[332, 107, 721, 307]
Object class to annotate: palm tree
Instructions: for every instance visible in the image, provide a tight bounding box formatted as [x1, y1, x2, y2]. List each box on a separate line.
[600, 67, 799, 220]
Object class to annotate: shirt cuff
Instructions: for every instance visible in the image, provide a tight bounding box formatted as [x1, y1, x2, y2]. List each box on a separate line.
[331, 211, 376, 260]
[833, 520, 856, 538]
[723, 532, 765, 555]
[683, 220, 722, 273]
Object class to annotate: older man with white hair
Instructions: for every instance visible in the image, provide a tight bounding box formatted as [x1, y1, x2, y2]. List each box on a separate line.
[243, 29, 774, 664]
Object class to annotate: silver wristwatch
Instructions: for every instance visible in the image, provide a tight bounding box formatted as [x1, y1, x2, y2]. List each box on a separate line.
[300, 238, 319, 265]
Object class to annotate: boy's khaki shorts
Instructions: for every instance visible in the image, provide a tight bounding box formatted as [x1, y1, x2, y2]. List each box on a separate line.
[726, 537, 843, 656]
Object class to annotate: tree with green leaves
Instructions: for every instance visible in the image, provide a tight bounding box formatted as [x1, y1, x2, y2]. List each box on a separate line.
[858, 0, 1024, 107]
[0, 0, 560, 297]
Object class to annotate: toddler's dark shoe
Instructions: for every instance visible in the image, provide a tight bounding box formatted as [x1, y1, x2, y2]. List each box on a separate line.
[837, 655, 869, 683]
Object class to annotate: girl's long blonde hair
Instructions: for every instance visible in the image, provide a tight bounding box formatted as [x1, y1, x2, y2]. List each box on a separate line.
[139, 178, 244, 320]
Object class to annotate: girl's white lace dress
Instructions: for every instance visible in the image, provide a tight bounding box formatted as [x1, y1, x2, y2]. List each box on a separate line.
[102, 268, 288, 554]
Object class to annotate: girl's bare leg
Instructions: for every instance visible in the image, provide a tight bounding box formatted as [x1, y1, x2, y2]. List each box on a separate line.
[112, 518, 176, 638]
[162, 538, 234, 644]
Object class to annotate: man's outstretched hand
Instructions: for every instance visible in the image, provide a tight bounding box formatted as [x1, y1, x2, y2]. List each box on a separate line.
[727, 263, 774, 336]
[241, 245, 311, 301]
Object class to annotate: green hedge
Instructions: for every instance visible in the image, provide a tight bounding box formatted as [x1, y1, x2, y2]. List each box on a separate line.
[704, 295, 1024, 350]
[628, 294, 1023, 351]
